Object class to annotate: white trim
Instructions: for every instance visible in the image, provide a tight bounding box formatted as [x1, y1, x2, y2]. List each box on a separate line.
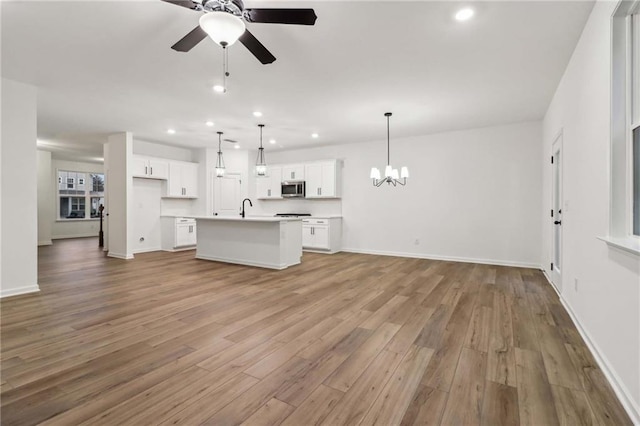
[38, 240, 53, 246]
[341, 248, 541, 269]
[541, 271, 640, 424]
[598, 235, 640, 256]
[195, 253, 298, 270]
[0, 285, 40, 298]
[132, 246, 162, 254]
[53, 233, 98, 240]
[107, 252, 134, 260]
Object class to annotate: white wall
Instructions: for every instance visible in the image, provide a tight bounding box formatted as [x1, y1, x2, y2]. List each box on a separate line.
[1, 78, 39, 297]
[105, 132, 133, 259]
[262, 121, 542, 267]
[37, 150, 53, 246]
[47, 158, 104, 240]
[542, 1, 640, 421]
[133, 139, 194, 162]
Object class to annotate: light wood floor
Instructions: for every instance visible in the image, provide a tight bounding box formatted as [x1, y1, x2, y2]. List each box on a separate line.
[0, 238, 631, 426]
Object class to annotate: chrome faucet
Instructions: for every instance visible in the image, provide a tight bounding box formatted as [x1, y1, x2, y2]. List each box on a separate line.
[241, 198, 253, 218]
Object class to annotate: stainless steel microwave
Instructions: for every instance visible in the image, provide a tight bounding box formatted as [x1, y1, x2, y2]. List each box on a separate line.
[281, 181, 305, 198]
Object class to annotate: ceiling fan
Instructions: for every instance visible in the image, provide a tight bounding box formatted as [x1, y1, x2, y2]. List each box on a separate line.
[162, 0, 317, 64]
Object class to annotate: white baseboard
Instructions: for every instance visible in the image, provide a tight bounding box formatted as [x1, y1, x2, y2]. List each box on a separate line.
[0, 285, 40, 298]
[38, 240, 53, 246]
[132, 246, 162, 254]
[541, 271, 640, 424]
[107, 252, 134, 260]
[53, 233, 97, 240]
[341, 248, 541, 269]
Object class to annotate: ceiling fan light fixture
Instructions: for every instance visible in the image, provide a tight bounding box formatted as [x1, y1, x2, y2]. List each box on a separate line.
[199, 11, 246, 47]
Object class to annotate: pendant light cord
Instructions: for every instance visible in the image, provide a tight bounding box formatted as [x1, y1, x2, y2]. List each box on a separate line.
[387, 114, 390, 166]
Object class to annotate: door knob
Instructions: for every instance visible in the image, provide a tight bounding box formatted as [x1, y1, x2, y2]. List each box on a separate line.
[554, 220, 562, 225]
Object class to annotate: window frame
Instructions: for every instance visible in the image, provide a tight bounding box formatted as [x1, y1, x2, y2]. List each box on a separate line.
[56, 169, 105, 221]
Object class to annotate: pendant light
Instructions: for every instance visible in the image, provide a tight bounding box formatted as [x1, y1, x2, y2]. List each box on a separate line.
[255, 124, 267, 176]
[215, 131, 226, 178]
[370, 112, 409, 187]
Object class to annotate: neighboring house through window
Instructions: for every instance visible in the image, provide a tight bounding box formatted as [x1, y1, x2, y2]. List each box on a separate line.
[58, 170, 105, 219]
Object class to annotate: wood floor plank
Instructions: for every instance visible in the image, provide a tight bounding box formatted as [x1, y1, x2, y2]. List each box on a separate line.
[399, 384, 447, 426]
[480, 380, 519, 426]
[360, 345, 433, 426]
[550, 384, 597, 426]
[440, 347, 487, 426]
[280, 384, 343, 426]
[515, 348, 560, 426]
[239, 397, 295, 426]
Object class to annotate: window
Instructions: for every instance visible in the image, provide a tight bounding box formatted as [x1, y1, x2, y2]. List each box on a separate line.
[609, 2, 640, 251]
[57, 170, 105, 220]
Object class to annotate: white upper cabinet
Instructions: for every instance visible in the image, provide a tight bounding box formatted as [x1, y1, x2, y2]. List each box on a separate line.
[281, 164, 305, 181]
[256, 166, 282, 199]
[132, 156, 169, 180]
[304, 160, 339, 198]
[167, 161, 198, 198]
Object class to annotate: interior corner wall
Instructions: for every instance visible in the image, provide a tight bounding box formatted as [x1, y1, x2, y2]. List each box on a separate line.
[542, 1, 640, 421]
[1, 78, 39, 298]
[37, 150, 53, 246]
[263, 121, 543, 268]
[105, 132, 133, 259]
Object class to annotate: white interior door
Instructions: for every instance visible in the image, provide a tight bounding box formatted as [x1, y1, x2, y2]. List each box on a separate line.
[214, 173, 242, 216]
[551, 134, 563, 292]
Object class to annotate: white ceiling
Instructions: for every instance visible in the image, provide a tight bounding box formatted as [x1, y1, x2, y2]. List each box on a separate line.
[2, 0, 594, 158]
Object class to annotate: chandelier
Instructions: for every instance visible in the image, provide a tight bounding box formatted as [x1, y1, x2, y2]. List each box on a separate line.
[255, 124, 267, 176]
[215, 131, 226, 177]
[370, 112, 409, 186]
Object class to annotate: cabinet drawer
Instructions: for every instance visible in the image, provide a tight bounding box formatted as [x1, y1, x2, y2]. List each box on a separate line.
[302, 218, 328, 225]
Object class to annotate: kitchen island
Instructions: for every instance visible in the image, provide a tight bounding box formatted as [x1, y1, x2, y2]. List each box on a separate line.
[192, 216, 303, 270]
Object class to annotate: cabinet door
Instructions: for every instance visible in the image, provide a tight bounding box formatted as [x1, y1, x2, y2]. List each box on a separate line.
[282, 165, 305, 181]
[312, 226, 330, 249]
[182, 163, 198, 197]
[304, 164, 323, 198]
[167, 162, 183, 197]
[269, 167, 282, 198]
[302, 225, 314, 248]
[175, 224, 191, 247]
[132, 157, 149, 178]
[148, 159, 169, 180]
[256, 176, 270, 199]
[320, 163, 336, 197]
[186, 224, 197, 245]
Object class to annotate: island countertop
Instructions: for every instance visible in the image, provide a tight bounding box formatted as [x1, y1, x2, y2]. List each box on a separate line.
[191, 216, 302, 223]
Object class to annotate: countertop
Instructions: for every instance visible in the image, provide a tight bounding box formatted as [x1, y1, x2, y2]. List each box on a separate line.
[191, 215, 302, 223]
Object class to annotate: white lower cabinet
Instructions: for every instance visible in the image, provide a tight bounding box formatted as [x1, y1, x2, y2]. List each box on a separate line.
[161, 217, 196, 250]
[302, 218, 341, 253]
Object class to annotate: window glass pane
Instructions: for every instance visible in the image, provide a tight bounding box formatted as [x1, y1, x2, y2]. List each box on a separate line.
[634, 15, 640, 125]
[634, 126, 640, 236]
[90, 173, 105, 193]
[60, 196, 85, 219]
[91, 197, 104, 218]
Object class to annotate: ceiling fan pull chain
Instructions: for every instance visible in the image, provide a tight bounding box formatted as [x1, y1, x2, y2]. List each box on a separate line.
[221, 45, 230, 92]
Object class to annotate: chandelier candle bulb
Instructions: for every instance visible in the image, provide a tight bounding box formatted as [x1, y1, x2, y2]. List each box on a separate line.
[401, 167, 409, 179]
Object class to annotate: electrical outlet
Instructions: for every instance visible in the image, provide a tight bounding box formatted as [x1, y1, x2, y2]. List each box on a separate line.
[574, 278, 578, 292]
[414, 239, 420, 245]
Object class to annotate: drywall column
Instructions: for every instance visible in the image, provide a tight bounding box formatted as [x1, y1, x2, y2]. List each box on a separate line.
[1, 78, 39, 297]
[37, 150, 53, 246]
[105, 132, 133, 259]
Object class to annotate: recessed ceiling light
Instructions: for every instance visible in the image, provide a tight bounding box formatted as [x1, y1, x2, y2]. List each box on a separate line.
[167, 129, 176, 134]
[206, 121, 214, 127]
[269, 139, 276, 144]
[455, 8, 474, 21]
[253, 111, 263, 117]
[234, 145, 240, 149]
[213, 85, 225, 93]
[311, 133, 319, 138]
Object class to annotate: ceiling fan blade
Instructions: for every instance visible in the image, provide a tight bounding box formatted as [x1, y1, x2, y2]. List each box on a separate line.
[223, 139, 238, 143]
[161, 0, 201, 11]
[239, 30, 276, 64]
[171, 25, 208, 52]
[243, 8, 317, 25]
